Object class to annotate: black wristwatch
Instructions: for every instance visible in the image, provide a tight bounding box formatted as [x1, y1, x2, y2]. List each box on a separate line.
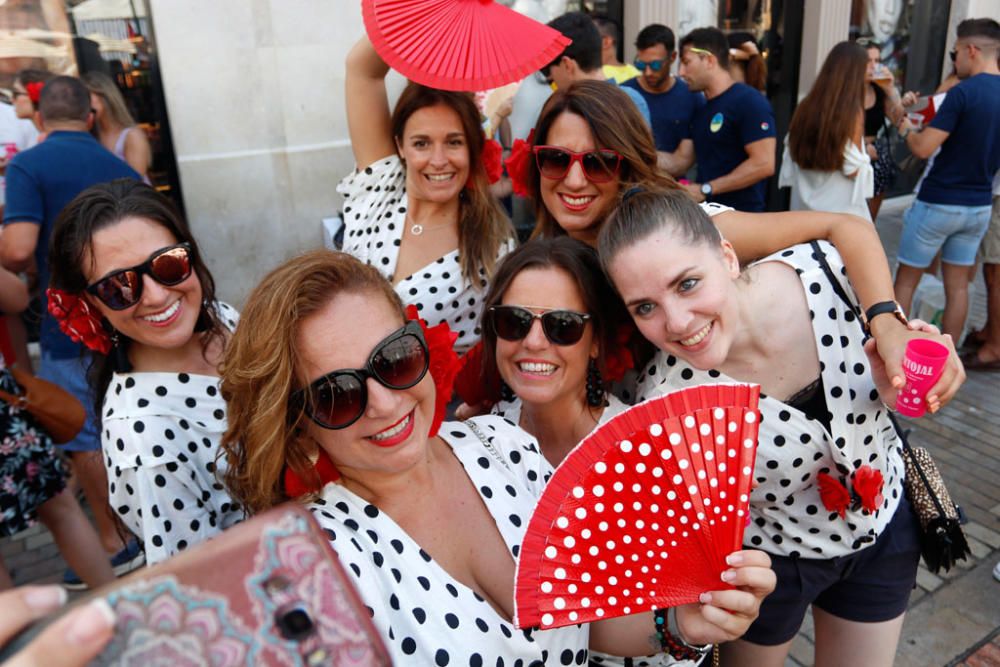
[700, 182, 713, 198]
[861, 300, 908, 334]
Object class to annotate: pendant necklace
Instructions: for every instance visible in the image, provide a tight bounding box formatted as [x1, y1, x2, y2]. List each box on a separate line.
[409, 215, 454, 236]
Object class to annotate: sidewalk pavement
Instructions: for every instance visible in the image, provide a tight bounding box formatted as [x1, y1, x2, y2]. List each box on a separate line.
[0, 196, 996, 665]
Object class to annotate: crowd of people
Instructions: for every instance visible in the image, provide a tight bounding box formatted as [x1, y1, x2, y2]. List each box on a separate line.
[0, 8, 997, 667]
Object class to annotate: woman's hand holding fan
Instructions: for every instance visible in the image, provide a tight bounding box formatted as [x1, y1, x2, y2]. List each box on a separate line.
[673, 549, 775, 646]
[515, 384, 773, 634]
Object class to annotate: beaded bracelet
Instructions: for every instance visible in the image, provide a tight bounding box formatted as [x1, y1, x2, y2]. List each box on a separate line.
[653, 608, 713, 661]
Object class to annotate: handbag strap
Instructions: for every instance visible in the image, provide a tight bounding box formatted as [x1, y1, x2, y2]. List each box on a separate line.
[464, 419, 512, 472]
[808, 242, 954, 516]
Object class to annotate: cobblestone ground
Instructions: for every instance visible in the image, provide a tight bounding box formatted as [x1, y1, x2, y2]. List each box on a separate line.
[0, 196, 996, 665]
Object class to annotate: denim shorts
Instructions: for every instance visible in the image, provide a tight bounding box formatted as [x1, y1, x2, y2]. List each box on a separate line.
[897, 199, 992, 268]
[37, 352, 101, 453]
[741, 496, 921, 646]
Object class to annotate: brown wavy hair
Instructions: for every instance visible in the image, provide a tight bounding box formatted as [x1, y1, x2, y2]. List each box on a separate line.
[788, 41, 867, 172]
[526, 80, 680, 240]
[391, 83, 514, 282]
[220, 250, 404, 514]
[480, 237, 629, 384]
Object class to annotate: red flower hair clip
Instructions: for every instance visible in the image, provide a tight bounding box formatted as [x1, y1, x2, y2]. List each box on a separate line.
[46, 288, 111, 355]
[603, 322, 637, 384]
[482, 138, 503, 185]
[25, 82, 44, 104]
[505, 128, 535, 198]
[283, 306, 463, 500]
[405, 305, 461, 438]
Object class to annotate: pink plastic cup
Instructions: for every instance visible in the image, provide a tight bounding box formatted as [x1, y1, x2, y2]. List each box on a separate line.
[895, 339, 949, 417]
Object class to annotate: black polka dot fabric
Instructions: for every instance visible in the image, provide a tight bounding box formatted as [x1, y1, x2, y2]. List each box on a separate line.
[308, 416, 586, 663]
[337, 156, 513, 352]
[492, 395, 629, 430]
[102, 302, 243, 565]
[634, 243, 904, 559]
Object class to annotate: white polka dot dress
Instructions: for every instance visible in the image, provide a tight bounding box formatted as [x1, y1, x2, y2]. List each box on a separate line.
[492, 394, 629, 430]
[337, 156, 514, 352]
[634, 242, 904, 559]
[308, 416, 589, 665]
[101, 302, 243, 565]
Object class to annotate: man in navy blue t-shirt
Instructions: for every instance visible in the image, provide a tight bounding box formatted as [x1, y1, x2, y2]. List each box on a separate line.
[892, 18, 1000, 344]
[0, 75, 140, 580]
[678, 27, 776, 212]
[623, 23, 704, 177]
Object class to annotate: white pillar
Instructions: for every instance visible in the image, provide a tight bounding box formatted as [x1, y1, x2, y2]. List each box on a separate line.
[798, 0, 852, 99]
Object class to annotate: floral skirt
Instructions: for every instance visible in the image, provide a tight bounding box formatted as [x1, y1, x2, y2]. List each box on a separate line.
[0, 368, 69, 538]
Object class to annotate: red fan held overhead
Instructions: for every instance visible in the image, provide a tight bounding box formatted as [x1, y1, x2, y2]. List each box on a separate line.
[515, 384, 761, 630]
[362, 0, 571, 91]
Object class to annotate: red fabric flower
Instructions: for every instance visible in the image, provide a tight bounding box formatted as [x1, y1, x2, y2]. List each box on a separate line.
[453, 340, 502, 408]
[284, 450, 341, 499]
[406, 305, 461, 438]
[46, 288, 111, 355]
[482, 138, 503, 185]
[505, 129, 535, 198]
[817, 472, 851, 519]
[852, 465, 885, 513]
[604, 322, 636, 384]
[25, 82, 44, 104]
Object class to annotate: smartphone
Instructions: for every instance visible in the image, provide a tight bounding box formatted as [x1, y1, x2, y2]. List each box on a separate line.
[1, 504, 391, 666]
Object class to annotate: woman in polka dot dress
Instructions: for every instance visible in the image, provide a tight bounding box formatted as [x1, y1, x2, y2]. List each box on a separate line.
[481, 238, 630, 466]
[220, 251, 775, 666]
[49, 180, 243, 565]
[600, 189, 963, 667]
[339, 36, 515, 353]
[518, 80, 959, 402]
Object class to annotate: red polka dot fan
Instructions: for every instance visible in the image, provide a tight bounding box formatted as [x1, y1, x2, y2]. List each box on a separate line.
[514, 383, 761, 630]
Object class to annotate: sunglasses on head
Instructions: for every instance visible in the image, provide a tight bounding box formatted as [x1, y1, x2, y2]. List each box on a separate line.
[634, 58, 667, 72]
[293, 321, 429, 430]
[489, 305, 591, 346]
[532, 145, 623, 183]
[86, 243, 194, 310]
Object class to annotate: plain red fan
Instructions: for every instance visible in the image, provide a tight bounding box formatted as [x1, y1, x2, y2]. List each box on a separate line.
[515, 384, 761, 630]
[362, 0, 571, 91]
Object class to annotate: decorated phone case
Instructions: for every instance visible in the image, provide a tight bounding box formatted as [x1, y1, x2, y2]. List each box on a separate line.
[89, 504, 391, 666]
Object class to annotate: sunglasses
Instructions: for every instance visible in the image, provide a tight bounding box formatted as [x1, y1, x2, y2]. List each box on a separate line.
[532, 145, 623, 183]
[293, 321, 429, 430]
[634, 58, 667, 72]
[489, 305, 591, 346]
[86, 243, 194, 310]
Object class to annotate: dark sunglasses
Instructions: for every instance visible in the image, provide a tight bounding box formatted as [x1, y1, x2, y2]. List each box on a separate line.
[532, 145, 623, 183]
[488, 305, 591, 346]
[634, 58, 667, 72]
[86, 243, 194, 310]
[293, 321, 429, 430]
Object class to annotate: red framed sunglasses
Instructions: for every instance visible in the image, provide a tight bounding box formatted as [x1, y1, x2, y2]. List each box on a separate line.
[532, 146, 623, 183]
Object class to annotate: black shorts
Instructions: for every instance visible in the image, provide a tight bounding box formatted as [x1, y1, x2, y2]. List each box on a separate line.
[742, 496, 921, 646]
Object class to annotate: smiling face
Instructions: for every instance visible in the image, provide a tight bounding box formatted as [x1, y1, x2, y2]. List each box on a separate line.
[295, 291, 435, 477]
[85, 216, 203, 352]
[539, 111, 621, 245]
[396, 103, 470, 204]
[495, 266, 596, 409]
[607, 228, 741, 370]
